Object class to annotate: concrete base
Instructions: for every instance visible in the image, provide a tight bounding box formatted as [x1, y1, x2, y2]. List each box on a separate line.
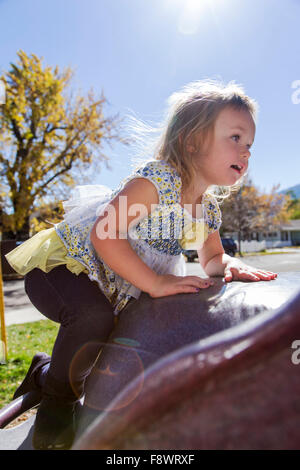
[0, 416, 35, 450]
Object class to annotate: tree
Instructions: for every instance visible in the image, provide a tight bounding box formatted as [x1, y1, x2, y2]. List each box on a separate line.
[220, 179, 290, 255]
[257, 185, 291, 231]
[0, 51, 126, 240]
[220, 181, 260, 256]
[285, 191, 300, 220]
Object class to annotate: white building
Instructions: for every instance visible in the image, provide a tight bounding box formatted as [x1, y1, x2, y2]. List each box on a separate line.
[226, 220, 300, 253]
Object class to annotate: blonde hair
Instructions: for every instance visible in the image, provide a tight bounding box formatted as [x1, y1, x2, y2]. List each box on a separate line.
[127, 79, 258, 200]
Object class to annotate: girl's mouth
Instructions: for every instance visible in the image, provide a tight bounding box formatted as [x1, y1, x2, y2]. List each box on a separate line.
[230, 164, 243, 175]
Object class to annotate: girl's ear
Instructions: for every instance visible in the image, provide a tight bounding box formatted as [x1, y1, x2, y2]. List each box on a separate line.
[185, 134, 197, 154]
[179, 132, 197, 153]
[178, 133, 187, 153]
[178, 133, 183, 147]
[187, 144, 196, 153]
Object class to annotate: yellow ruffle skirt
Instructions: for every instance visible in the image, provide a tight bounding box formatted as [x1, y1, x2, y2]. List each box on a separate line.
[5, 227, 87, 276]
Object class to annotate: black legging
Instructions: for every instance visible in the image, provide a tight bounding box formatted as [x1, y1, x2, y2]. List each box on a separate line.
[24, 265, 118, 402]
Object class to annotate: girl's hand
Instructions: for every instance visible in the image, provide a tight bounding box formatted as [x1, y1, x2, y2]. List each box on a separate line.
[224, 258, 277, 283]
[148, 274, 214, 298]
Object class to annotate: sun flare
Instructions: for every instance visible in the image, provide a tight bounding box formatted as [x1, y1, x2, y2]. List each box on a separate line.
[165, 0, 223, 35]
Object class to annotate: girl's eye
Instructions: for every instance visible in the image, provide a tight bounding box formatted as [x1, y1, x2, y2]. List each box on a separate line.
[231, 135, 240, 142]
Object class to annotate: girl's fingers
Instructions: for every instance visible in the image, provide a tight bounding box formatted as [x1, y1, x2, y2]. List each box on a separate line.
[253, 271, 272, 278]
[156, 275, 214, 297]
[224, 270, 233, 282]
[224, 266, 278, 283]
[176, 284, 209, 294]
[253, 270, 277, 280]
[241, 271, 260, 281]
[258, 270, 277, 278]
[225, 268, 259, 281]
[183, 276, 214, 289]
[179, 285, 202, 294]
[187, 276, 214, 284]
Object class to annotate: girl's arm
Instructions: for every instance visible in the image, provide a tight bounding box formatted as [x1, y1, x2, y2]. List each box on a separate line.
[90, 178, 211, 297]
[90, 178, 159, 293]
[198, 231, 277, 282]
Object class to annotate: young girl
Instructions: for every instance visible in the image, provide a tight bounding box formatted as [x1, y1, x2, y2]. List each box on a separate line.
[6, 79, 277, 450]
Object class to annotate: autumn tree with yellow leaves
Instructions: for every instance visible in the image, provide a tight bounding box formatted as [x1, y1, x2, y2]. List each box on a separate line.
[0, 51, 125, 240]
[220, 178, 290, 255]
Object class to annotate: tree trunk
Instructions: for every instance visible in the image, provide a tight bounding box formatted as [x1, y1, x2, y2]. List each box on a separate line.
[2, 217, 31, 241]
[16, 217, 31, 241]
[238, 230, 243, 257]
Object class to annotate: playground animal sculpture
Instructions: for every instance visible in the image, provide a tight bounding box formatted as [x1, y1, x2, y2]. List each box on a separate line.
[1, 272, 300, 450]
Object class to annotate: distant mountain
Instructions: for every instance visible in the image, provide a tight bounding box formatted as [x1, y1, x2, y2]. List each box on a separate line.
[279, 184, 300, 199]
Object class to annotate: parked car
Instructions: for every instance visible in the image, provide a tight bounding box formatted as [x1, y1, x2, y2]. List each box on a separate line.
[221, 238, 237, 257]
[183, 238, 237, 262]
[182, 249, 198, 263]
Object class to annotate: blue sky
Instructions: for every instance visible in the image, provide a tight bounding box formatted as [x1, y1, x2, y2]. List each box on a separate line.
[1, 0, 300, 194]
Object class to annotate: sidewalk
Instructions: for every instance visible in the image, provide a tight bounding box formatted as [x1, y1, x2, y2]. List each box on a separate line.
[2, 279, 45, 326]
[265, 247, 300, 253]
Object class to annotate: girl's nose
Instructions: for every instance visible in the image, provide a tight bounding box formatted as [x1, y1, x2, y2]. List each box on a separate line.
[241, 147, 251, 159]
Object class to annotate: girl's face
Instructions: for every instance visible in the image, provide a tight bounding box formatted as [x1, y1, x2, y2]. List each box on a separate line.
[192, 106, 256, 187]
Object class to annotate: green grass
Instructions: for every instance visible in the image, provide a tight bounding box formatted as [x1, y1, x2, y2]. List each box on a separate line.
[0, 320, 59, 408]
